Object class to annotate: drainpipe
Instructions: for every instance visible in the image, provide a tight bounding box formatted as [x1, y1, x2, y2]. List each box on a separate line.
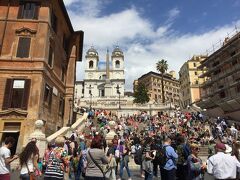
[0, 0, 10, 56]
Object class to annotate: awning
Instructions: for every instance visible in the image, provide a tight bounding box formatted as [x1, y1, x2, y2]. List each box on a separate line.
[0, 130, 20, 133]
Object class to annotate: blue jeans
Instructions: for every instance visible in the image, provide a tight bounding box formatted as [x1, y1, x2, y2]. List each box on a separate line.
[20, 174, 30, 180]
[119, 159, 131, 178]
[144, 170, 153, 180]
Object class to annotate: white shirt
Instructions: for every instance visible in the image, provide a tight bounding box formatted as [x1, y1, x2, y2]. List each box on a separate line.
[20, 158, 34, 174]
[207, 152, 240, 179]
[0, 146, 11, 174]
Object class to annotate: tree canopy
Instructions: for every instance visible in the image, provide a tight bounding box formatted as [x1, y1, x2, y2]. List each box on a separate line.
[156, 59, 168, 74]
[133, 83, 150, 104]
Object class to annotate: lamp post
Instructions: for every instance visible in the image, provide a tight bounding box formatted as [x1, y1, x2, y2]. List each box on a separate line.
[116, 85, 121, 110]
[67, 98, 72, 127]
[88, 85, 93, 109]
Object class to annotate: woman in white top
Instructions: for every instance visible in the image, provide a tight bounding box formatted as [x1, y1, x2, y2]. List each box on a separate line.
[19, 141, 39, 180]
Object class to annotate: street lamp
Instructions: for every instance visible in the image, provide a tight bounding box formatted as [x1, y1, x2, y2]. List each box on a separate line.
[116, 85, 121, 109]
[88, 85, 93, 109]
[67, 98, 72, 127]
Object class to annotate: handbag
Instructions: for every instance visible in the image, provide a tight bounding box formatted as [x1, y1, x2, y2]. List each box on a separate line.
[25, 162, 36, 180]
[88, 150, 112, 180]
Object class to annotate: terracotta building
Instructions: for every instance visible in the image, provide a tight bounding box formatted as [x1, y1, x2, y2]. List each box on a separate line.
[197, 32, 240, 121]
[136, 71, 180, 106]
[0, 1, 84, 154]
[179, 55, 206, 109]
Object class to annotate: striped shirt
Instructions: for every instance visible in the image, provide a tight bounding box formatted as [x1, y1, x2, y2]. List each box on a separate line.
[44, 147, 69, 179]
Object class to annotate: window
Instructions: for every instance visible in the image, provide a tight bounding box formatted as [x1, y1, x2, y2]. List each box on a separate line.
[236, 85, 240, 93]
[193, 63, 196, 67]
[44, 84, 52, 107]
[213, 69, 221, 75]
[232, 59, 238, 66]
[51, 11, 57, 32]
[2, 79, 31, 110]
[116, 60, 120, 68]
[195, 80, 199, 85]
[59, 96, 65, 118]
[16, 37, 31, 58]
[89, 61, 93, 69]
[194, 72, 198, 75]
[230, 51, 236, 57]
[18, 2, 39, 19]
[48, 46, 54, 67]
[101, 90, 105, 97]
[219, 91, 226, 98]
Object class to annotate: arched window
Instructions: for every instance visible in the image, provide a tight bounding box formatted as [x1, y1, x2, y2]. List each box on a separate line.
[115, 60, 120, 68]
[89, 61, 94, 68]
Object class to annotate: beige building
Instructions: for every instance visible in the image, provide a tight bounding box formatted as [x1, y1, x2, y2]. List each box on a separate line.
[197, 32, 240, 121]
[0, 1, 83, 153]
[136, 71, 180, 106]
[179, 55, 206, 109]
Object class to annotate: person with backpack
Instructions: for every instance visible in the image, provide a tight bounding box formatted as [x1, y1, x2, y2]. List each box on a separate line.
[152, 136, 162, 178]
[176, 136, 190, 180]
[160, 137, 178, 180]
[117, 141, 132, 180]
[44, 136, 70, 180]
[142, 137, 155, 180]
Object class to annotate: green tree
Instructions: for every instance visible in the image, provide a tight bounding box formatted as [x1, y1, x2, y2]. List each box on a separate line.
[133, 83, 150, 104]
[156, 59, 168, 103]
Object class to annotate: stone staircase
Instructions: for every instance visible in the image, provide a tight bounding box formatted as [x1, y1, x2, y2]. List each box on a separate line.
[199, 145, 209, 162]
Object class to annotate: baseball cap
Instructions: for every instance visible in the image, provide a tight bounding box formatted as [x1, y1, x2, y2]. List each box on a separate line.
[215, 142, 226, 151]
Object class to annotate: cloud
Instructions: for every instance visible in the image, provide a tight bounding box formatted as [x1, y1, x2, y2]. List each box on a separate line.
[67, 2, 240, 91]
[167, 7, 180, 22]
[63, 0, 79, 6]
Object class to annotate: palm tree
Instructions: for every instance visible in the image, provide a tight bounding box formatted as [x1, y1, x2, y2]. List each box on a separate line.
[156, 59, 168, 103]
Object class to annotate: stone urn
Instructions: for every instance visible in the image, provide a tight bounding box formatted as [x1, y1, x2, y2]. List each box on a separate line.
[105, 120, 117, 143]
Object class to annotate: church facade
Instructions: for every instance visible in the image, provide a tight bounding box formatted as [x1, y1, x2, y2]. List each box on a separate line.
[75, 46, 126, 108]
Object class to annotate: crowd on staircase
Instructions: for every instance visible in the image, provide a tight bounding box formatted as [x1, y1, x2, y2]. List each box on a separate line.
[1, 109, 240, 180]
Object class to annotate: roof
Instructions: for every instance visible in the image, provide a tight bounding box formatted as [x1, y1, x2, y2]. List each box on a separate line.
[200, 31, 240, 67]
[138, 71, 179, 82]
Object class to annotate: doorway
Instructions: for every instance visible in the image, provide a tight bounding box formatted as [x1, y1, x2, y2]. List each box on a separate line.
[1, 132, 19, 155]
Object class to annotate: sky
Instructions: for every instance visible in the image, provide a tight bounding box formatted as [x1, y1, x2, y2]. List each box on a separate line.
[63, 0, 240, 91]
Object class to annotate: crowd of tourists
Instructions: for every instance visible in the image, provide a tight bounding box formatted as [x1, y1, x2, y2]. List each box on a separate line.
[1, 108, 240, 180]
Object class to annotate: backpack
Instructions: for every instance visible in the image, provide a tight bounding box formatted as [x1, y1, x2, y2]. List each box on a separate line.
[134, 144, 142, 165]
[177, 144, 190, 165]
[158, 145, 169, 167]
[115, 149, 120, 158]
[154, 144, 162, 161]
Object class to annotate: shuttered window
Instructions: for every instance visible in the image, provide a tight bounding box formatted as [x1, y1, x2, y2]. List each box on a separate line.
[59, 96, 65, 118]
[16, 37, 31, 58]
[2, 79, 31, 110]
[44, 84, 53, 107]
[18, 2, 39, 19]
[48, 46, 54, 67]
